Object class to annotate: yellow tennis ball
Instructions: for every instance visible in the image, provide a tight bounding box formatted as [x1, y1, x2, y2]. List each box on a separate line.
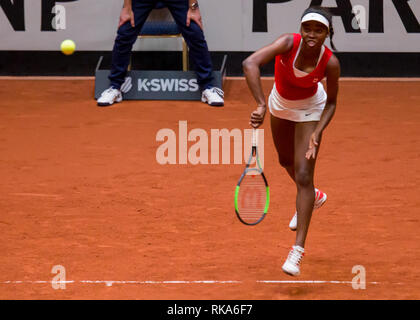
[61, 39, 76, 55]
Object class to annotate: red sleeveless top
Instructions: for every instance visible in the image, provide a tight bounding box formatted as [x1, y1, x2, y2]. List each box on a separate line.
[274, 33, 332, 100]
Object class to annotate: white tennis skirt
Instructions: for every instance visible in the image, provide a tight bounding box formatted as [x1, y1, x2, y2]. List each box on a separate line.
[268, 82, 327, 122]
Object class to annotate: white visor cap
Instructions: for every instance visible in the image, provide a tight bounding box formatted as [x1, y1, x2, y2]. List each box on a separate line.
[301, 12, 330, 29]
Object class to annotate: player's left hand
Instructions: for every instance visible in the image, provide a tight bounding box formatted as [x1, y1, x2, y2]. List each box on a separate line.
[187, 8, 203, 30]
[306, 131, 320, 159]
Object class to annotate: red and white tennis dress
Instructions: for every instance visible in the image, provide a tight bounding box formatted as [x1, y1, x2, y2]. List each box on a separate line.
[268, 33, 333, 122]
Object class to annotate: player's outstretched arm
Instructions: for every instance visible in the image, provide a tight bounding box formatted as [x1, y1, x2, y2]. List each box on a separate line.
[243, 34, 294, 128]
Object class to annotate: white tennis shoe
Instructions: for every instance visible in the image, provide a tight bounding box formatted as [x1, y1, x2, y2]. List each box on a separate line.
[201, 87, 224, 107]
[282, 245, 305, 276]
[289, 188, 327, 231]
[97, 87, 122, 107]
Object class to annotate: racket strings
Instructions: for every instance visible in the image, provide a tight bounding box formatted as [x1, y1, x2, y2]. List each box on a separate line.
[237, 175, 267, 222]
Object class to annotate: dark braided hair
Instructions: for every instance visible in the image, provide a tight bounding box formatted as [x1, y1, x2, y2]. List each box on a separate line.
[301, 6, 337, 51]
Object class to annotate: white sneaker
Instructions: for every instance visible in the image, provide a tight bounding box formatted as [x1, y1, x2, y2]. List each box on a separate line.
[97, 87, 122, 107]
[282, 245, 305, 276]
[289, 188, 327, 231]
[201, 87, 224, 107]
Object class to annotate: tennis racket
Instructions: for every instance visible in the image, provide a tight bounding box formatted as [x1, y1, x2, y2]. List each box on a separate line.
[234, 128, 270, 225]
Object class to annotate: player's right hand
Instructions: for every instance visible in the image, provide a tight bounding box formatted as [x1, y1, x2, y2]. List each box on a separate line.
[250, 106, 266, 128]
[119, 7, 135, 28]
[305, 131, 320, 160]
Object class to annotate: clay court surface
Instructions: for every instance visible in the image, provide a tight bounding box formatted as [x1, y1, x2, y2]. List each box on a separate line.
[0, 78, 419, 300]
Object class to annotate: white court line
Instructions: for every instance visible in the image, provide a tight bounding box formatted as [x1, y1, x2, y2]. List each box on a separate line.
[9, 193, 62, 198]
[0, 280, 382, 286]
[257, 280, 380, 285]
[81, 280, 242, 284]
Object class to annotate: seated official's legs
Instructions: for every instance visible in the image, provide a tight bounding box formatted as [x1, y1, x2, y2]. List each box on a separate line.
[165, 0, 224, 106]
[97, 0, 155, 107]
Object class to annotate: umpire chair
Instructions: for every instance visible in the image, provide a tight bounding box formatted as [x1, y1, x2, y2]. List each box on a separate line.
[129, 1, 189, 71]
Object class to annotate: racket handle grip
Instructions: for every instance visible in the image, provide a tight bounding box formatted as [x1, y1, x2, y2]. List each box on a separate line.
[252, 128, 257, 147]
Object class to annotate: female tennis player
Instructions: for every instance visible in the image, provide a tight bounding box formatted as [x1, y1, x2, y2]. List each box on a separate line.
[242, 6, 340, 276]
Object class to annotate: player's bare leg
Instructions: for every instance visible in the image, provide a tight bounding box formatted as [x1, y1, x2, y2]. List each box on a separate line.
[270, 115, 296, 180]
[293, 121, 321, 248]
[282, 121, 322, 276]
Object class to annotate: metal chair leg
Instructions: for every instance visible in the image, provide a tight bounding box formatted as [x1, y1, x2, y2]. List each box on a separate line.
[182, 37, 189, 71]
